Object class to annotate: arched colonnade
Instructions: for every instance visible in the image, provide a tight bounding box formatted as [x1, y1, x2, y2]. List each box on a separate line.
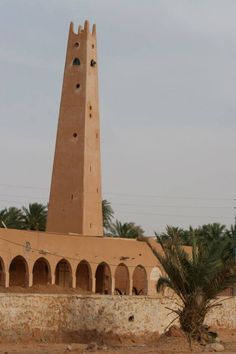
[0, 255, 149, 295]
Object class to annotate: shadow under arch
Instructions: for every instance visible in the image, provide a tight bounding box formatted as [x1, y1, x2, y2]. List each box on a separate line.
[95, 262, 112, 294]
[33, 257, 51, 285]
[9, 255, 29, 287]
[114, 263, 129, 295]
[132, 264, 147, 295]
[0, 257, 5, 286]
[76, 260, 92, 292]
[55, 258, 72, 287]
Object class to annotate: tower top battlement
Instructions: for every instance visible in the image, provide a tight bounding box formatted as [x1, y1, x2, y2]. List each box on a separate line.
[69, 20, 96, 36]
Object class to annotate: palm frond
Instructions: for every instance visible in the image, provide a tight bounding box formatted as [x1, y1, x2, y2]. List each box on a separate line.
[156, 276, 174, 291]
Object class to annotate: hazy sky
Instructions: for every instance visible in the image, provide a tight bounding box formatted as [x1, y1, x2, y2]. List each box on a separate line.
[0, 0, 236, 235]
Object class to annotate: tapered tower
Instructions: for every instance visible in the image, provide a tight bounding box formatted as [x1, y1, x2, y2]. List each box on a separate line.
[47, 20, 103, 236]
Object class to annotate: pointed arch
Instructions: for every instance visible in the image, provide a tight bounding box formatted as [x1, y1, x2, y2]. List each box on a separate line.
[95, 262, 112, 294]
[132, 265, 147, 295]
[114, 263, 129, 295]
[76, 260, 92, 291]
[33, 257, 51, 285]
[9, 256, 29, 287]
[55, 259, 72, 287]
[72, 57, 80, 66]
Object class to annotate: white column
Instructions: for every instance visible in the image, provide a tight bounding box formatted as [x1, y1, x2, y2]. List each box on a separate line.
[28, 272, 33, 287]
[72, 273, 76, 288]
[92, 277, 96, 293]
[111, 277, 115, 295]
[51, 273, 56, 285]
[5, 271, 9, 288]
[129, 277, 133, 295]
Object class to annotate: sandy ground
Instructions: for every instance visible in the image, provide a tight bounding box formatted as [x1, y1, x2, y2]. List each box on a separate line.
[0, 329, 235, 354]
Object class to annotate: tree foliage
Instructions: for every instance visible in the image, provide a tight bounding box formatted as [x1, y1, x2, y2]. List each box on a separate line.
[102, 199, 114, 232]
[157, 223, 234, 253]
[0, 207, 24, 229]
[147, 226, 236, 342]
[107, 220, 144, 238]
[22, 203, 47, 231]
[0, 204, 47, 231]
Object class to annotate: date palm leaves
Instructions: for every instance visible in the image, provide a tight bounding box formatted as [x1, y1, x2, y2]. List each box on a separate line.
[22, 203, 47, 231]
[0, 203, 47, 231]
[107, 220, 144, 238]
[147, 226, 236, 342]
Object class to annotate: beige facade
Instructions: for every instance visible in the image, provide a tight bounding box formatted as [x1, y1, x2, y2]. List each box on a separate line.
[0, 228, 161, 296]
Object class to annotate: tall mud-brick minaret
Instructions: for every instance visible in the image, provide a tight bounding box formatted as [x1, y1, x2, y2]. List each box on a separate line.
[47, 20, 103, 236]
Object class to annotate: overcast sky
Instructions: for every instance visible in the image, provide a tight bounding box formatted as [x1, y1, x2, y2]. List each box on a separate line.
[0, 0, 236, 235]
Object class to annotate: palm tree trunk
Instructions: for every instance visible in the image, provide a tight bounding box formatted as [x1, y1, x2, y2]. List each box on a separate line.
[179, 303, 207, 340]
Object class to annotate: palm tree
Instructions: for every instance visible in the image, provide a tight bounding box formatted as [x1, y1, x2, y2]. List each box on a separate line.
[22, 203, 47, 231]
[158, 225, 185, 243]
[225, 224, 236, 241]
[163, 224, 230, 247]
[0, 207, 24, 229]
[102, 199, 114, 232]
[197, 223, 227, 245]
[146, 226, 236, 342]
[108, 220, 144, 238]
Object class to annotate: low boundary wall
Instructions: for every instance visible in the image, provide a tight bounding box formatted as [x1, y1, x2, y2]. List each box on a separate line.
[0, 294, 235, 342]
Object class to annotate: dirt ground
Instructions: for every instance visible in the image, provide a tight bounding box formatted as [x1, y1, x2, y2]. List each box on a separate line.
[0, 329, 235, 354]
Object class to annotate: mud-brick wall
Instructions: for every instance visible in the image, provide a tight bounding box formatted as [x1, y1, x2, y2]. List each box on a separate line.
[0, 294, 235, 342]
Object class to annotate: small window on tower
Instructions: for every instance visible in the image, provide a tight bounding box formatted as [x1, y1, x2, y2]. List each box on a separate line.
[73, 58, 81, 66]
[74, 42, 80, 48]
[90, 59, 96, 67]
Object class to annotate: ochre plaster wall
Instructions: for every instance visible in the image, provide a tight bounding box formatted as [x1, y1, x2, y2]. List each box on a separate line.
[0, 294, 235, 342]
[0, 229, 161, 295]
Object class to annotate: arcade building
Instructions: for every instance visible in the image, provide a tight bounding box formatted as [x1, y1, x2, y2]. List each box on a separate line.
[0, 21, 163, 296]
